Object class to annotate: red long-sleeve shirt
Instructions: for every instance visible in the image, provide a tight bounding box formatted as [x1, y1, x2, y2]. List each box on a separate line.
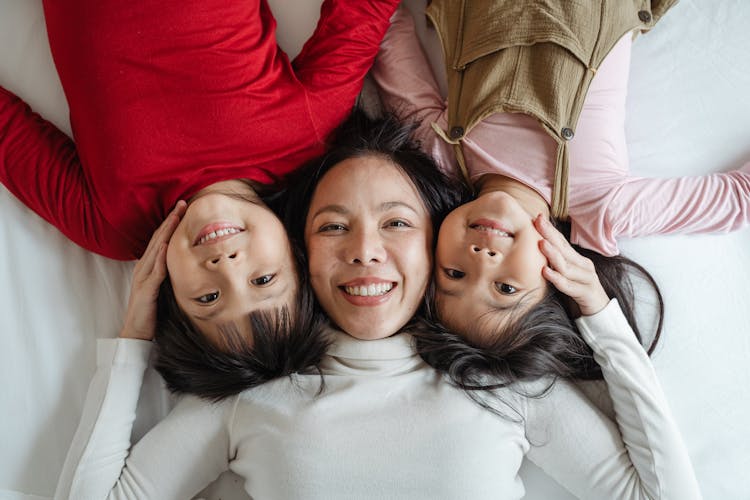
[1, 0, 399, 260]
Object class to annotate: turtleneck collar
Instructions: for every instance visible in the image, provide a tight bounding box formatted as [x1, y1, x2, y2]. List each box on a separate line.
[319, 328, 426, 376]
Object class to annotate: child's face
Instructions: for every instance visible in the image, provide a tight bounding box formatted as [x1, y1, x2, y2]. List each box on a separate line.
[305, 155, 432, 341]
[435, 190, 548, 344]
[166, 182, 298, 346]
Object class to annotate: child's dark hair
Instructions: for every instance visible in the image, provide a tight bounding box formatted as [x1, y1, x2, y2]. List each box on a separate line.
[415, 219, 664, 399]
[276, 107, 468, 251]
[154, 227, 329, 401]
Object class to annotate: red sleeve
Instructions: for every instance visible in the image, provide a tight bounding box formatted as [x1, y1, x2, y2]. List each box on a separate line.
[292, 0, 401, 138]
[0, 87, 137, 260]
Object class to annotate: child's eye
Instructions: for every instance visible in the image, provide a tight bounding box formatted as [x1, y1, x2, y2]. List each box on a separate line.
[251, 274, 276, 286]
[196, 291, 220, 304]
[319, 223, 346, 233]
[496, 283, 517, 295]
[443, 268, 466, 279]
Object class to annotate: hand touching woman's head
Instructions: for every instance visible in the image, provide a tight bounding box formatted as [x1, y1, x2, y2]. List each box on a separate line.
[282, 109, 465, 340]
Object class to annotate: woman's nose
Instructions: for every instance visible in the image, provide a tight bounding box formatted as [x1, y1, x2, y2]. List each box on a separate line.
[348, 230, 387, 264]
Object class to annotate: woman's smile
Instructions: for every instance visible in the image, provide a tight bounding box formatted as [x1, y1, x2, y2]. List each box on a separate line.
[339, 278, 397, 305]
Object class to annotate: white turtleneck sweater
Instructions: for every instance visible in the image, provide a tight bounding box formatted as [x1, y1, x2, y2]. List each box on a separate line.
[54, 300, 700, 500]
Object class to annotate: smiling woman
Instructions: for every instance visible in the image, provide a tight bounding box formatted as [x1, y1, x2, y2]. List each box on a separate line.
[282, 108, 464, 340]
[304, 155, 433, 340]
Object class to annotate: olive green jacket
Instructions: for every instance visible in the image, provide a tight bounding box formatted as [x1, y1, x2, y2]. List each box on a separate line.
[425, 0, 677, 218]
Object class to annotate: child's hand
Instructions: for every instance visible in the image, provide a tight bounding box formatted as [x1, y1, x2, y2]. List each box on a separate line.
[119, 201, 187, 340]
[534, 215, 609, 317]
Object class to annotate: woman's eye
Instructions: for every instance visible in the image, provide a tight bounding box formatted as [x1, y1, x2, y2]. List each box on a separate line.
[496, 283, 517, 295]
[196, 292, 219, 304]
[251, 274, 276, 286]
[385, 219, 410, 229]
[443, 268, 466, 279]
[319, 223, 346, 233]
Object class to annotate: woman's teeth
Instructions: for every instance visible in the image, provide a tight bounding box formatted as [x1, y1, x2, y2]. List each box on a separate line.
[198, 227, 241, 245]
[344, 282, 393, 297]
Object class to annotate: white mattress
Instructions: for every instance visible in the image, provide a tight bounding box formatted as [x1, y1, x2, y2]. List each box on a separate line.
[1, 1, 748, 499]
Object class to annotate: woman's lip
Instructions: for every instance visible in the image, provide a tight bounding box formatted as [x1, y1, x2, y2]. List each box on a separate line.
[193, 222, 245, 246]
[338, 281, 396, 306]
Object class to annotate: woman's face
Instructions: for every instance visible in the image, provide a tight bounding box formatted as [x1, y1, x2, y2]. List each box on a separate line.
[434, 190, 548, 344]
[166, 181, 298, 346]
[305, 155, 432, 340]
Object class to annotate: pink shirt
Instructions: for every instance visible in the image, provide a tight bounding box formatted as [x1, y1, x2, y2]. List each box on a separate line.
[373, 7, 750, 256]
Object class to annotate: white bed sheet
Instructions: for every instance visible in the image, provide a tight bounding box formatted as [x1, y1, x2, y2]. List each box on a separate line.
[0, 1, 748, 499]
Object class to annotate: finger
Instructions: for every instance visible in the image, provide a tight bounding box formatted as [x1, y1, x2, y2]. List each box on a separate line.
[539, 238, 568, 274]
[539, 239, 591, 284]
[542, 265, 581, 297]
[140, 201, 186, 260]
[533, 215, 566, 246]
[146, 243, 169, 288]
[152, 200, 186, 241]
[172, 199, 187, 217]
[140, 219, 172, 262]
[545, 265, 609, 316]
[153, 207, 182, 244]
[534, 215, 581, 262]
[136, 228, 168, 277]
[156, 200, 186, 245]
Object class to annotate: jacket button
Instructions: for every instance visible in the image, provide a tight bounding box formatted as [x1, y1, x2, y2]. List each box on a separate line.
[449, 126, 464, 140]
[561, 127, 574, 140]
[638, 10, 652, 23]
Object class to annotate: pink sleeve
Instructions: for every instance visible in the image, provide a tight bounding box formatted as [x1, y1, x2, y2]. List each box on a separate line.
[571, 166, 750, 255]
[292, 0, 401, 138]
[370, 6, 448, 154]
[0, 87, 136, 260]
